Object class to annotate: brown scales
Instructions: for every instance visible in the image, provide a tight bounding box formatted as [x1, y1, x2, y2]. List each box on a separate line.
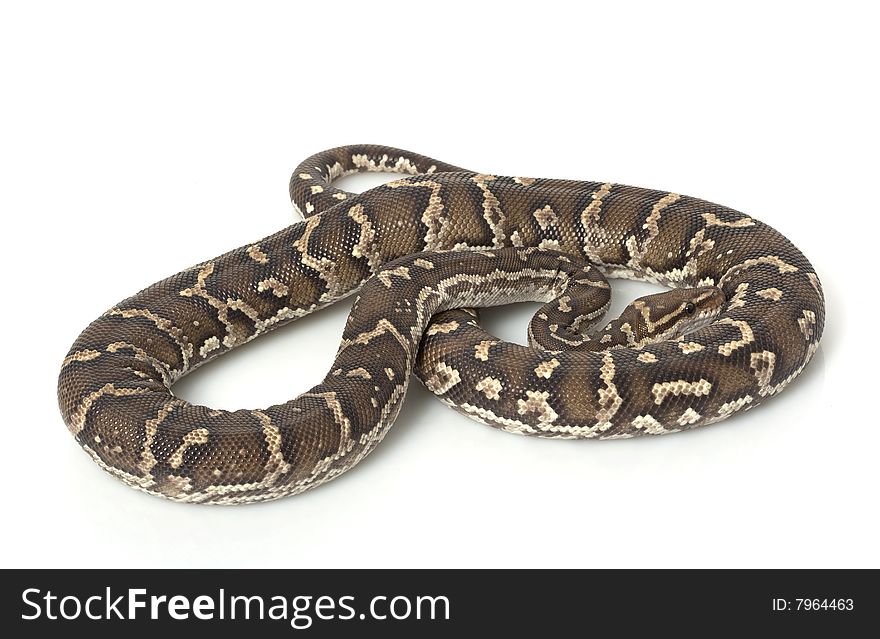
[57, 145, 825, 504]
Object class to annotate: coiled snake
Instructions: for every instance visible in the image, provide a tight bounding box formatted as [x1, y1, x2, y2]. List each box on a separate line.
[57, 145, 825, 504]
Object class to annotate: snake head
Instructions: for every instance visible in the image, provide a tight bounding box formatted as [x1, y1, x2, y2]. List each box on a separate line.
[619, 286, 726, 345]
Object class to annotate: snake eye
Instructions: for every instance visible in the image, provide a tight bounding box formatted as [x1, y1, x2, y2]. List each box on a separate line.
[685, 302, 696, 315]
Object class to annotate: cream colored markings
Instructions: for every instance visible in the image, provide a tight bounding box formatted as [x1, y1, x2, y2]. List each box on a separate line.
[717, 395, 753, 418]
[199, 336, 220, 358]
[325, 161, 346, 180]
[641, 212, 714, 284]
[457, 402, 613, 439]
[798, 310, 817, 340]
[573, 276, 610, 289]
[251, 410, 291, 486]
[384, 368, 395, 380]
[678, 342, 704, 354]
[571, 306, 608, 331]
[337, 318, 414, 362]
[252, 306, 312, 335]
[301, 391, 355, 466]
[179, 262, 262, 349]
[451, 402, 539, 436]
[720, 255, 799, 286]
[756, 287, 783, 301]
[93, 341, 176, 387]
[631, 414, 670, 435]
[757, 340, 818, 401]
[449, 263, 563, 310]
[345, 368, 372, 379]
[332, 193, 347, 200]
[426, 320, 460, 335]
[425, 362, 461, 395]
[351, 153, 425, 175]
[474, 340, 499, 361]
[637, 351, 658, 364]
[581, 183, 613, 224]
[651, 379, 712, 405]
[331, 381, 408, 490]
[533, 204, 558, 230]
[538, 239, 560, 250]
[715, 317, 755, 356]
[298, 173, 312, 180]
[185, 392, 382, 503]
[292, 215, 347, 303]
[414, 258, 434, 270]
[81, 444, 160, 495]
[514, 176, 537, 186]
[67, 384, 151, 435]
[727, 283, 749, 310]
[636, 210, 753, 285]
[348, 204, 381, 273]
[580, 183, 613, 263]
[701, 212, 755, 228]
[472, 174, 506, 246]
[677, 408, 701, 426]
[257, 278, 289, 298]
[475, 376, 503, 400]
[64, 163, 826, 502]
[685, 229, 715, 261]
[310, 185, 324, 195]
[534, 358, 560, 379]
[626, 193, 681, 266]
[387, 179, 445, 250]
[160, 476, 192, 498]
[807, 272, 822, 297]
[136, 400, 184, 482]
[168, 428, 209, 469]
[750, 351, 776, 396]
[62, 349, 102, 366]
[187, 399, 345, 503]
[620, 322, 636, 346]
[377, 266, 411, 288]
[540, 325, 588, 348]
[247, 244, 269, 264]
[594, 353, 622, 431]
[106, 307, 193, 372]
[633, 299, 689, 335]
[516, 390, 558, 425]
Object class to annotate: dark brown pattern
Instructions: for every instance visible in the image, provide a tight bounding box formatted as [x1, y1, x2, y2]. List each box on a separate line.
[57, 145, 824, 503]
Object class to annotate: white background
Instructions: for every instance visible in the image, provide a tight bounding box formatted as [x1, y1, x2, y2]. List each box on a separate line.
[1, 1, 877, 568]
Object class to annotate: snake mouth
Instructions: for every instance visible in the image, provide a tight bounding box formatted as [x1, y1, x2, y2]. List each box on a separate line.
[667, 296, 726, 340]
[675, 287, 726, 338]
[677, 308, 722, 338]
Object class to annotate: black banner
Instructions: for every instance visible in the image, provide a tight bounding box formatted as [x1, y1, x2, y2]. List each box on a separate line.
[2, 569, 874, 636]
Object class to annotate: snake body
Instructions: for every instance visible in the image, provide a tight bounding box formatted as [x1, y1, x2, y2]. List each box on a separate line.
[58, 145, 825, 504]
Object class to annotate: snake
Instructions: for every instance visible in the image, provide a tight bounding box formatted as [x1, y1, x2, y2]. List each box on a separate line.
[57, 144, 825, 504]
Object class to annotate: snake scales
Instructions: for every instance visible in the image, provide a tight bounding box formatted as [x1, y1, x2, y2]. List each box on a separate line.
[57, 145, 825, 504]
